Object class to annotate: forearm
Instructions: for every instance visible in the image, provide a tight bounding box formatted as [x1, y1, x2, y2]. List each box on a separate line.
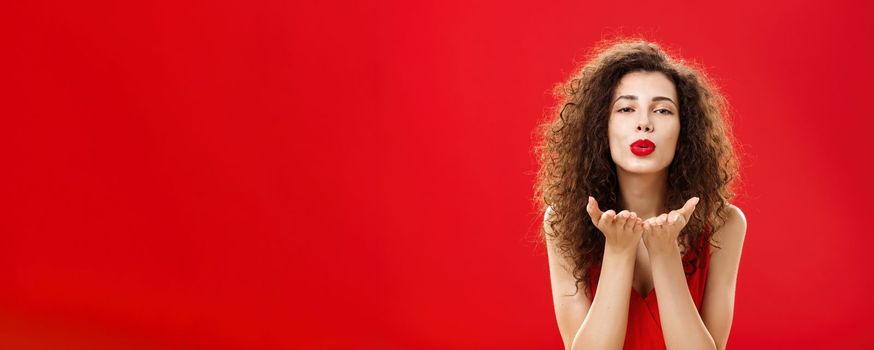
[571, 246, 635, 350]
[649, 246, 716, 350]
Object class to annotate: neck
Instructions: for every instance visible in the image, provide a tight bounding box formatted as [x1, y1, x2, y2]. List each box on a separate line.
[616, 167, 668, 221]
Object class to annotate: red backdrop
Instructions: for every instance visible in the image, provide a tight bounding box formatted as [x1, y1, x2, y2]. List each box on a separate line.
[5, 0, 874, 348]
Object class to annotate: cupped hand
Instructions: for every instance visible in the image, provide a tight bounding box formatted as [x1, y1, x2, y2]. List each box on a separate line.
[586, 196, 645, 255]
[641, 197, 700, 254]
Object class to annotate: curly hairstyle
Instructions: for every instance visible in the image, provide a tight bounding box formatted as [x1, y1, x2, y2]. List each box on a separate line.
[533, 38, 742, 298]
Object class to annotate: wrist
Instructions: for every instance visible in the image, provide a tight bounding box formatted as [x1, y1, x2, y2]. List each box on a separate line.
[604, 242, 637, 258]
[648, 243, 681, 259]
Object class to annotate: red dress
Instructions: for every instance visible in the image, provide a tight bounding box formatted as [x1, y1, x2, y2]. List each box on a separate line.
[588, 237, 711, 350]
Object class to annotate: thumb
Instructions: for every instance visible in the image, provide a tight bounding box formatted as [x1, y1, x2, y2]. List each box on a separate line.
[672, 197, 700, 224]
[586, 196, 603, 226]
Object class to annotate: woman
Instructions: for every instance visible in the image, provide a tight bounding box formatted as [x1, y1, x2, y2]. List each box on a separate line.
[533, 39, 747, 350]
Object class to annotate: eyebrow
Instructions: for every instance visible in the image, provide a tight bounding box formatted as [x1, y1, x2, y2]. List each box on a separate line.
[613, 95, 677, 106]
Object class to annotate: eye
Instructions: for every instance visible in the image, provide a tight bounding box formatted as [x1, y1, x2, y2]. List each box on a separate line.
[655, 108, 674, 115]
[617, 107, 633, 113]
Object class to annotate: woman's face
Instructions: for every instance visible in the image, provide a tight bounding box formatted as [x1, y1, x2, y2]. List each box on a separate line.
[607, 70, 680, 175]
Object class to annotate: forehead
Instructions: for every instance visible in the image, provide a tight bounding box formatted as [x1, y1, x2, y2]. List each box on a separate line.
[612, 71, 677, 100]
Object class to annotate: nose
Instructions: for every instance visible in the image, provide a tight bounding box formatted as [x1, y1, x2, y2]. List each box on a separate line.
[636, 115, 653, 133]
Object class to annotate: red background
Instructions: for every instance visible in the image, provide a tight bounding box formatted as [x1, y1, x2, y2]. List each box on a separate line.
[5, 0, 874, 348]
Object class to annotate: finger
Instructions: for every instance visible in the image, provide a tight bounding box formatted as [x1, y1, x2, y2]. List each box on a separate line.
[616, 210, 630, 228]
[632, 216, 644, 234]
[586, 196, 603, 226]
[678, 197, 700, 219]
[600, 209, 616, 227]
[669, 210, 685, 225]
[624, 212, 639, 231]
[657, 213, 669, 225]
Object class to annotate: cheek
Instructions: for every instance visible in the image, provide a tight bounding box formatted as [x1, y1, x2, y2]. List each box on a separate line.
[606, 116, 623, 144]
[660, 121, 681, 153]
[656, 118, 680, 138]
[669, 122, 681, 142]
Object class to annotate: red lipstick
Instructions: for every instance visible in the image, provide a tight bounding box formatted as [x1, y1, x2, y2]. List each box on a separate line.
[630, 139, 656, 156]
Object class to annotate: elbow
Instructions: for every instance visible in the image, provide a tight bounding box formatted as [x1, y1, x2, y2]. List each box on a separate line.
[568, 339, 580, 350]
[570, 339, 622, 350]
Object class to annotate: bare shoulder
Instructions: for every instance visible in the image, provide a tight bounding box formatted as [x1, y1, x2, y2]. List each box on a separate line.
[710, 203, 748, 255]
[721, 203, 747, 230]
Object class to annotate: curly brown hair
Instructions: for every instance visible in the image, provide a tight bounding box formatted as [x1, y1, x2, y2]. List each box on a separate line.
[532, 38, 742, 298]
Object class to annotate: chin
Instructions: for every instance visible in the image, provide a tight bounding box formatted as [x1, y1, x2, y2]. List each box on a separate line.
[623, 168, 662, 175]
[617, 162, 668, 175]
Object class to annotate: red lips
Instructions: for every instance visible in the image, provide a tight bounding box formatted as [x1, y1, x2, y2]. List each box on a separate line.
[630, 139, 656, 156]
